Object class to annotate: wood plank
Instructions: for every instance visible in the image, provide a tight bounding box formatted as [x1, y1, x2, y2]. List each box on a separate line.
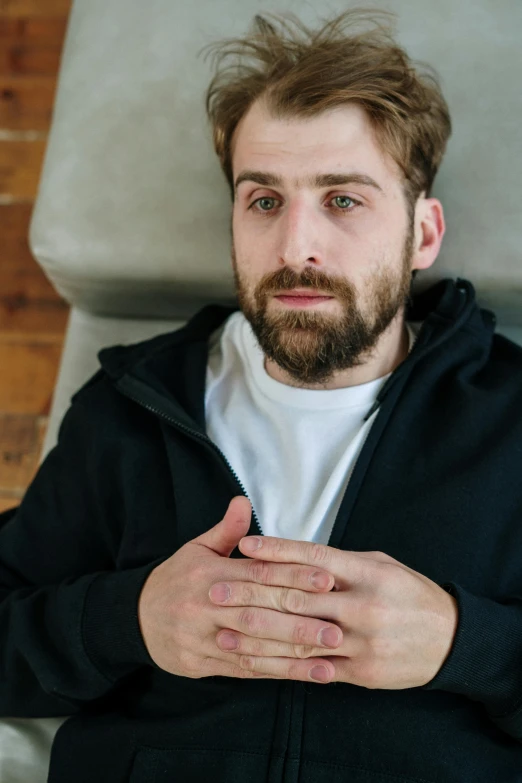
[0, 75, 57, 130]
[0, 41, 63, 75]
[0, 18, 67, 43]
[1, 234, 42, 273]
[0, 138, 46, 198]
[0, 339, 63, 414]
[0, 265, 69, 334]
[0, 0, 71, 18]
[0, 202, 35, 266]
[0, 265, 62, 300]
[0, 198, 31, 230]
[0, 13, 69, 76]
[0, 297, 69, 338]
[0, 413, 47, 493]
[0, 202, 70, 332]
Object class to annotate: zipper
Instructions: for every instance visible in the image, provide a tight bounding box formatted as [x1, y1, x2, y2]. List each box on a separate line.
[362, 319, 428, 422]
[113, 315, 426, 541]
[115, 380, 264, 536]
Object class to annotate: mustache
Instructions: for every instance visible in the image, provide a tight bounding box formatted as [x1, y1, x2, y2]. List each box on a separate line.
[257, 267, 350, 298]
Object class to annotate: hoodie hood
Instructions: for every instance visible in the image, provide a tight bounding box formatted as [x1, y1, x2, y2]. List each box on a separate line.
[97, 277, 496, 431]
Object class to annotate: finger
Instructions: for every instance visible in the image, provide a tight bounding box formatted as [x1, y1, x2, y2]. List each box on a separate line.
[209, 580, 342, 623]
[218, 605, 343, 650]
[201, 644, 287, 679]
[216, 629, 347, 659]
[202, 655, 285, 680]
[195, 496, 252, 557]
[236, 559, 334, 592]
[238, 654, 336, 684]
[239, 536, 344, 575]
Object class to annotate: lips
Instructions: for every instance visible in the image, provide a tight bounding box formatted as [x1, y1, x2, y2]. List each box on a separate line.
[274, 292, 333, 298]
[274, 293, 334, 306]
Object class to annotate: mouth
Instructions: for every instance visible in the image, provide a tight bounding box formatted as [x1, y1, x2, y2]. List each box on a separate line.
[274, 291, 334, 307]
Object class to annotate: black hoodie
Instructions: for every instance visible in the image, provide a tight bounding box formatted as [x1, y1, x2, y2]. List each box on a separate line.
[2, 277, 522, 783]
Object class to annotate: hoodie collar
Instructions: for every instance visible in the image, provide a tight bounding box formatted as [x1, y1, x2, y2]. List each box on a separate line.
[97, 277, 495, 431]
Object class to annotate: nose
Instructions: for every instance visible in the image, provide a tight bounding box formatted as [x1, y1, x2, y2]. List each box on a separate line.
[276, 200, 323, 269]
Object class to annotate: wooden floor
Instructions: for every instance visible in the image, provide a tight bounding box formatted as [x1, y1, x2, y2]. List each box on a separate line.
[0, 0, 71, 513]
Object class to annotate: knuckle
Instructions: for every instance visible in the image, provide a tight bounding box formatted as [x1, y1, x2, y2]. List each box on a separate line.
[246, 637, 264, 656]
[238, 654, 256, 671]
[189, 560, 208, 583]
[366, 599, 388, 629]
[240, 582, 256, 605]
[232, 661, 254, 679]
[292, 644, 314, 659]
[179, 598, 199, 619]
[358, 661, 381, 689]
[247, 559, 272, 585]
[281, 587, 307, 615]
[309, 543, 329, 566]
[168, 598, 198, 628]
[369, 562, 389, 586]
[368, 635, 393, 659]
[238, 607, 262, 634]
[286, 660, 306, 680]
[178, 652, 201, 678]
[292, 620, 312, 646]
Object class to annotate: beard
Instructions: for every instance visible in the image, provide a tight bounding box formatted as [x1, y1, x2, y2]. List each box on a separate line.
[231, 223, 415, 386]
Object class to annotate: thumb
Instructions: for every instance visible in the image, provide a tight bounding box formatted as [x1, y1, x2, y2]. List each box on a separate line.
[195, 496, 253, 557]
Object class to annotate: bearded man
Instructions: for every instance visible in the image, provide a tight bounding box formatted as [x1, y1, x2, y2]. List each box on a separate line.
[2, 10, 522, 783]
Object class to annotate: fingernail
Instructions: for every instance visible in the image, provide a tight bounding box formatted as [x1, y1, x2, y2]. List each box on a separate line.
[209, 583, 231, 603]
[241, 536, 262, 552]
[309, 665, 330, 683]
[218, 632, 239, 651]
[309, 571, 331, 590]
[319, 626, 341, 648]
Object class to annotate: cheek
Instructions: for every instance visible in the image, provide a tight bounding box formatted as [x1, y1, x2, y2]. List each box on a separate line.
[232, 209, 262, 251]
[233, 228, 275, 274]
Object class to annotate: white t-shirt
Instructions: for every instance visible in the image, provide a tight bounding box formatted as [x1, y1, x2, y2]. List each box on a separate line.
[205, 312, 421, 545]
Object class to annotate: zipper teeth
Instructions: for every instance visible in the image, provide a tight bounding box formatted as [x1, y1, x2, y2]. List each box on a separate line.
[119, 386, 263, 536]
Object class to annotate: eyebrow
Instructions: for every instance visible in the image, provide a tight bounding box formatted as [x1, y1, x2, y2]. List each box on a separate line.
[234, 169, 384, 195]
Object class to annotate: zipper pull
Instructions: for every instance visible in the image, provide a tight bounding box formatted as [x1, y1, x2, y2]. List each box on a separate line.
[363, 369, 399, 422]
[363, 398, 381, 422]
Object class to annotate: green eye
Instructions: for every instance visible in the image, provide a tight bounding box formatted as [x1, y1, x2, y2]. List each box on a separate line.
[333, 196, 354, 209]
[258, 198, 275, 210]
[249, 194, 360, 216]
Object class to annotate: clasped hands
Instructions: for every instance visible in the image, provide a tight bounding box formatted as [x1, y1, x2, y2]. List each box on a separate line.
[138, 496, 458, 687]
[209, 527, 459, 688]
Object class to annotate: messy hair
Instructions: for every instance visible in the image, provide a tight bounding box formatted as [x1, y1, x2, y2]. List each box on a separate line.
[201, 8, 452, 226]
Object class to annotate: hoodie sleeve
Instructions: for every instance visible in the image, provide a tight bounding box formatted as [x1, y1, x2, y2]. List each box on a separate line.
[421, 581, 522, 743]
[0, 394, 162, 718]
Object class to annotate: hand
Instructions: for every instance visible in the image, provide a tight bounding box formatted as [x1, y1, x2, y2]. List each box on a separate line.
[209, 535, 459, 689]
[137, 497, 341, 679]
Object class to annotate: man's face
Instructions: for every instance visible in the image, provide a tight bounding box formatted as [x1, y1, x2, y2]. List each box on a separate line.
[230, 100, 419, 386]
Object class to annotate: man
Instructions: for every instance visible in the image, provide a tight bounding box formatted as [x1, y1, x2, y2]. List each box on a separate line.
[2, 9, 522, 783]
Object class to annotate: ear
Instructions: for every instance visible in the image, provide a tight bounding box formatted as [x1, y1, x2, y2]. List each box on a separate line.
[411, 197, 446, 272]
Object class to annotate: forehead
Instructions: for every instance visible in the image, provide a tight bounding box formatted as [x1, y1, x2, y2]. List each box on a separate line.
[231, 99, 401, 190]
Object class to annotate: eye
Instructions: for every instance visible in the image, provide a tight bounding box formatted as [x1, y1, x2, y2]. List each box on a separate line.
[250, 197, 279, 212]
[332, 195, 358, 210]
[248, 194, 362, 216]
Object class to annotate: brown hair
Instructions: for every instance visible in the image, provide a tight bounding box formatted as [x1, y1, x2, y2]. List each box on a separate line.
[200, 8, 452, 225]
